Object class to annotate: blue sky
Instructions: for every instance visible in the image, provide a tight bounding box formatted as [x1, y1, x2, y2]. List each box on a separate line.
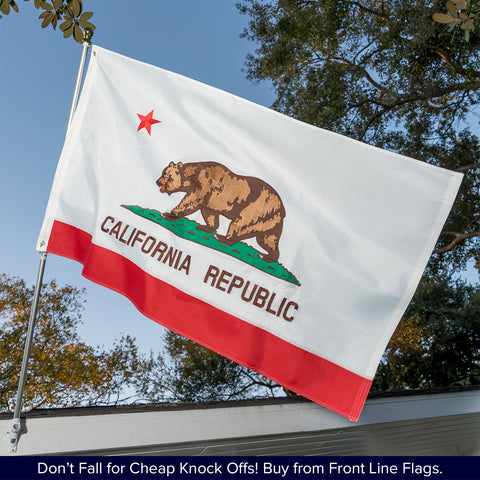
[0, 1, 274, 352]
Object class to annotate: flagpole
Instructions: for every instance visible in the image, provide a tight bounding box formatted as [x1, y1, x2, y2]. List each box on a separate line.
[7, 28, 94, 454]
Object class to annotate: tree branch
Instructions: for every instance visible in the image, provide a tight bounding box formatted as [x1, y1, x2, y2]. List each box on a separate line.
[420, 44, 480, 78]
[434, 231, 480, 254]
[357, 81, 480, 139]
[352, 1, 391, 25]
[456, 162, 480, 172]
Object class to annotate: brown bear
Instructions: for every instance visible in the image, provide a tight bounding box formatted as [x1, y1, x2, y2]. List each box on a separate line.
[156, 161, 285, 263]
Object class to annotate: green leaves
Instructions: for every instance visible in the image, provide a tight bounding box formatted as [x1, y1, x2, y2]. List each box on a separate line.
[59, 1, 95, 41]
[373, 275, 480, 391]
[433, 13, 459, 24]
[0, 0, 19, 18]
[139, 330, 283, 403]
[0, 274, 153, 412]
[0, 0, 95, 43]
[433, 0, 480, 41]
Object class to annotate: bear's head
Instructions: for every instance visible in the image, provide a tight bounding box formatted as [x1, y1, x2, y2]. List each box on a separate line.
[156, 161, 184, 195]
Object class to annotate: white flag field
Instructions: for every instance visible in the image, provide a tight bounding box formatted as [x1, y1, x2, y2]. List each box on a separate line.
[38, 46, 463, 421]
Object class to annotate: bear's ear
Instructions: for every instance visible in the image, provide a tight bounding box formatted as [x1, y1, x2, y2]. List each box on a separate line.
[168, 161, 175, 167]
[177, 162, 183, 168]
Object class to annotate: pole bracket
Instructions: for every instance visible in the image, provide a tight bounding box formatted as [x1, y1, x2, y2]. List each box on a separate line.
[7, 418, 25, 453]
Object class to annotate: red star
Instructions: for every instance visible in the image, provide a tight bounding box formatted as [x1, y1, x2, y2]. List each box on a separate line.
[137, 110, 161, 135]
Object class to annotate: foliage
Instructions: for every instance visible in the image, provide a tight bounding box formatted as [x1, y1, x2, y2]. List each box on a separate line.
[137, 330, 285, 403]
[237, 0, 480, 274]
[0, 274, 148, 412]
[433, 1, 480, 42]
[0, 0, 95, 42]
[373, 274, 480, 390]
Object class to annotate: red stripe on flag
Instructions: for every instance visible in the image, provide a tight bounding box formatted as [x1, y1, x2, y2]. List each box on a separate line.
[47, 220, 372, 421]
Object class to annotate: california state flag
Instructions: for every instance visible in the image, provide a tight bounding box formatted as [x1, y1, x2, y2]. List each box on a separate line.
[38, 46, 463, 421]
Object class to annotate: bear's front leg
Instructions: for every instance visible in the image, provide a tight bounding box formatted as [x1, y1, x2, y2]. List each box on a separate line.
[213, 233, 237, 246]
[167, 193, 203, 220]
[161, 211, 181, 222]
[196, 208, 219, 233]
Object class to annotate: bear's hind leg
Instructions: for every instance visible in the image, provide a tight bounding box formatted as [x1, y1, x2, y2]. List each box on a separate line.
[257, 233, 280, 263]
[215, 218, 250, 246]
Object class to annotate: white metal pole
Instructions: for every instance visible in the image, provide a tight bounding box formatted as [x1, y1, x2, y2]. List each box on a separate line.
[66, 30, 93, 136]
[7, 28, 94, 454]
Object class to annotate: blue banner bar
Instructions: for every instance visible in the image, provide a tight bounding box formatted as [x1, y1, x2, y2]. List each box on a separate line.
[1, 456, 479, 480]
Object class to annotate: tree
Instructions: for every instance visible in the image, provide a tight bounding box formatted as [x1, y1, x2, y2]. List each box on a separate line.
[0, 0, 95, 42]
[237, 0, 479, 274]
[137, 330, 285, 403]
[0, 274, 148, 412]
[373, 275, 480, 390]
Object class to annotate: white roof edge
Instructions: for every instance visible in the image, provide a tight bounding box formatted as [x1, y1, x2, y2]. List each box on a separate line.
[1, 389, 479, 455]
